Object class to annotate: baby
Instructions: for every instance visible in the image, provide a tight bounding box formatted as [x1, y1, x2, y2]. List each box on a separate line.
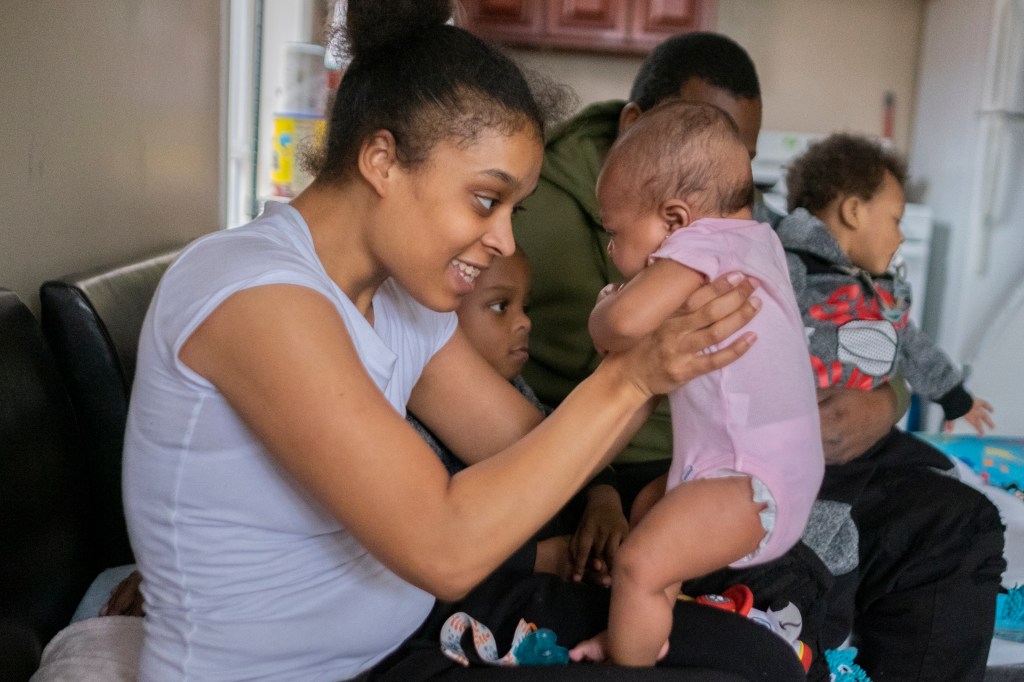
[778, 132, 993, 434]
[579, 100, 824, 666]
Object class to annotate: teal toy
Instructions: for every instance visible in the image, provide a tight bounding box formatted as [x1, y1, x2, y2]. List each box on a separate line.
[825, 646, 871, 682]
[513, 627, 569, 665]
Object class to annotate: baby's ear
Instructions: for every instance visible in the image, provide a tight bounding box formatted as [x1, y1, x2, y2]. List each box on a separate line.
[661, 198, 691, 233]
[838, 195, 862, 231]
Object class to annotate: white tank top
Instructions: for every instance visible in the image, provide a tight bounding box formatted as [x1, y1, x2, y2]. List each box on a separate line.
[123, 202, 455, 681]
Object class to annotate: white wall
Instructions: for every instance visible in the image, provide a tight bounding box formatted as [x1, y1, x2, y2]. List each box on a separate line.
[0, 1, 225, 313]
[511, 0, 926, 151]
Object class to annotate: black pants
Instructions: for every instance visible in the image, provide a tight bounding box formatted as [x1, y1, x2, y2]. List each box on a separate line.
[365, 554, 807, 681]
[619, 429, 1007, 682]
[817, 429, 1005, 681]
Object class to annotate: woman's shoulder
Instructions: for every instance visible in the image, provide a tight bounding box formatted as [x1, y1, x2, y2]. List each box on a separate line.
[167, 204, 327, 295]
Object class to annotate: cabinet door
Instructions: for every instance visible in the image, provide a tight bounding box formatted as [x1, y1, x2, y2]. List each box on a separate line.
[629, 0, 717, 51]
[459, 0, 545, 45]
[545, 0, 629, 51]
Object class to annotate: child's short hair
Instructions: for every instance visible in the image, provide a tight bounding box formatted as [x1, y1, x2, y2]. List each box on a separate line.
[785, 133, 908, 214]
[629, 32, 760, 112]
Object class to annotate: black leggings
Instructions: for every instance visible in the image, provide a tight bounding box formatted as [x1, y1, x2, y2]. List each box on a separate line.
[365, 557, 808, 681]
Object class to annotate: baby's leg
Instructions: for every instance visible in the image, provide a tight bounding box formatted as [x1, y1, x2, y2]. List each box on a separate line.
[607, 476, 766, 666]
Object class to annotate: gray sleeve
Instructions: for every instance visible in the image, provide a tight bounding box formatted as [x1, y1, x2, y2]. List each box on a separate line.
[898, 319, 967, 403]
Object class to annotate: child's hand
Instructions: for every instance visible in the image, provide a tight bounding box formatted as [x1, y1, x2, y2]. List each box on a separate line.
[534, 535, 574, 580]
[629, 473, 668, 528]
[945, 398, 995, 436]
[570, 484, 628, 585]
[99, 569, 145, 617]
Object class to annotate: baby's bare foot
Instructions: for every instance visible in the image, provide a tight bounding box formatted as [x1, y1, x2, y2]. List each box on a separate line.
[569, 631, 608, 662]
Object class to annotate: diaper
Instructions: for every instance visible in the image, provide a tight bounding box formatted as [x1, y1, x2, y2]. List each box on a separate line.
[706, 470, 777, 568]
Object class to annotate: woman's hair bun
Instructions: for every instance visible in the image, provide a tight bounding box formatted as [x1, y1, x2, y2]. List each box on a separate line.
[343, 0, 453, 60]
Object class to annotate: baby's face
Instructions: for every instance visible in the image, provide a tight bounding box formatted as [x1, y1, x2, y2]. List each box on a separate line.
[597, 164, 668, 279]
[456, 251, 532, 381]
[847, 170, 906, 275]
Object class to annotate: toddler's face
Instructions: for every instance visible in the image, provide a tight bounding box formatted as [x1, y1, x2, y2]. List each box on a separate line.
[597, 164, 668, 279]
[848, 170, 906, 275]
[456, 251, 532, 381]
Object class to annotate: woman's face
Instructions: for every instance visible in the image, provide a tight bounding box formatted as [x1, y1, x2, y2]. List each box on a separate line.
[456, 251, 532, 380]
[382, 127, 542, 312]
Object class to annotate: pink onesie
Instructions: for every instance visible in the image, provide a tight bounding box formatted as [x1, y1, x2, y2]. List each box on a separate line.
[652, 218, 823, 567]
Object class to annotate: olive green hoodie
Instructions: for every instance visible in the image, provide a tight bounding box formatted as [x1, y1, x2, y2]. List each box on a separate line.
[513, 100, 673, 464]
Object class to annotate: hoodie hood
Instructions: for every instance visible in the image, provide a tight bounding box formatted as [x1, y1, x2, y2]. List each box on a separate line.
[538, 100, 624, 229]
[775, 208, 853, 267]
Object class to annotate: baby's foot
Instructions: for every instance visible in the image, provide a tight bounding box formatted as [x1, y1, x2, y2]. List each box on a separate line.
[569, 631, 670, 664]
[568, 631, 608, 662]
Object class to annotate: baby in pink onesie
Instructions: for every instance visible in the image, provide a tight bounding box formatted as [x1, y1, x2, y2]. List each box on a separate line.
[581, 100, 823, 666]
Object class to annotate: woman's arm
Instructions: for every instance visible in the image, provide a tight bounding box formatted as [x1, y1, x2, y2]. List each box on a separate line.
[180, 275, 757, 600]
[589, 260, 705, 354]
[407, 328, 544, 465]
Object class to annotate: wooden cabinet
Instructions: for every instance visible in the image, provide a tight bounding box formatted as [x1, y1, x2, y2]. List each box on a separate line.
[458, 0, 716, 54]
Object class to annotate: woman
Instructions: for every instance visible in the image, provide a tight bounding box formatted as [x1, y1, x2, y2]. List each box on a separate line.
[122, 2, 797, 679]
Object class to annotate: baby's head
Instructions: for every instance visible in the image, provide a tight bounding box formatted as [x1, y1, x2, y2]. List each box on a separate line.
[596, 100, 754, 278]
[786, 133, 908, 275]
[456, 249, 532, 381]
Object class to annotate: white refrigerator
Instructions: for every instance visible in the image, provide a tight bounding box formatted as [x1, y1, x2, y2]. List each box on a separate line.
[909, 0, 1024, 432]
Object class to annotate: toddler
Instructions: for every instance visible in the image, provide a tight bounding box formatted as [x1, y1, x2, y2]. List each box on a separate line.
[580, 100, 824, 665]
[406, 249, 628, 582]
[777, 132, 994, 434]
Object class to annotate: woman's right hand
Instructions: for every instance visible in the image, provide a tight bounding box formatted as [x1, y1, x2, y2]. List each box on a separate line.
[608, 272, 759, 397]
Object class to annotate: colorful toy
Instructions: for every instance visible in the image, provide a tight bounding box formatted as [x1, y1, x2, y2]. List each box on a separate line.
[439, 611, 568, 667]
[914, 433, 1024, 501]
[514, 627, 570, 665]
[995, 584, 1024, 642]
[687, 584, 813, 672]
[825, 646, 871, 681]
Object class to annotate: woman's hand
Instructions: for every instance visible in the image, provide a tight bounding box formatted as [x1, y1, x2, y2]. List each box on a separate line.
[817, 385, 897, 465]
[608, 272, 759, 398]
[570, 484, 628, 586]
[99, 569, 145, 617]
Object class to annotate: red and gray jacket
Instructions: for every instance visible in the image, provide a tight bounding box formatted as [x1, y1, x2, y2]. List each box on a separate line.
[776, 208, 972, 420]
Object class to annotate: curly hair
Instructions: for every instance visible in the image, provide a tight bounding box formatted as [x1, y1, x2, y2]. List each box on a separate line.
[785, 133, 908, 214]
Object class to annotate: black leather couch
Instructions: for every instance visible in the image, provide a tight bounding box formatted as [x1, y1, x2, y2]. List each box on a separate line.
[0, 288, 93, 678]
[39, 247, 180, 575]
[0, 247, 180, 681]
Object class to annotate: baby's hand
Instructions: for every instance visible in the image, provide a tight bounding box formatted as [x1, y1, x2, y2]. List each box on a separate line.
[945, 398, 994, 436]
[595, 283, 621, 304]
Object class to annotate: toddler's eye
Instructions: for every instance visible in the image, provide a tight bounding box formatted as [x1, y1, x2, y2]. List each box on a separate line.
[477, 196, 497, 211]
[512, 204, 526, 215]
[488, 301, 509, 313]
